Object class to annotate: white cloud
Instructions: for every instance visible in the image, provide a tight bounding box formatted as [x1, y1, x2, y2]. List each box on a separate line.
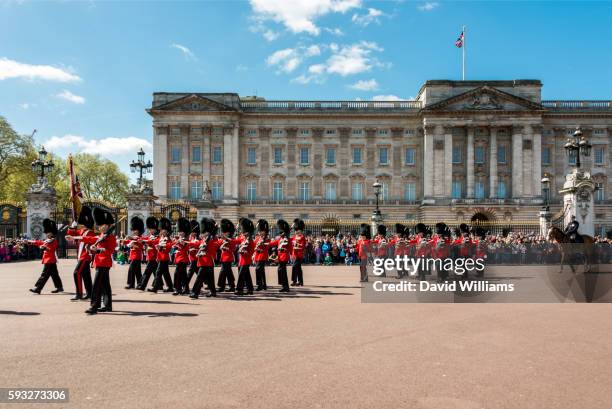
[308, 64, 326, 74]
[0, 57, 81, 82]
[19, 103, 32, 109]
[305, 45, 321, 57]
[418, 2, 439, 11]
[45, 135, 152, 156]
[324, 27, 344, 36]
[291, 74, 324, 85]
[372, 95, 408, 101]
[349, 78, 379, 91]
[171, 43, 196, 60]
[322, 41, 385, 76]
[56, 90, 85, 104]
[351, 8, 384, 26]
[263, 29, 279, 41]
[267, 45, 323, 74]
[250, 0, 362, 35]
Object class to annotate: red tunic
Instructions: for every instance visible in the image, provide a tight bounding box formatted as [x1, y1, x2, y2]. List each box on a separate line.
[291, 234, 306, 260]
[372, 235, 389, 257]
[81, 233, 117, 268]
[124, 236, 144, 261]
[195, 237, 220, 267]
[357, 238, 370, 260]
[143, 235, 159, 262]
[67, 228, 95, 262]
[155, 238, 172, 262]
[217, 237, 240, 263]
[235, 234, 255, 266]
[188, 237, 199, 263]
[415, 236, 429, 258]
[270, 236, 292, 263]
[173, 238, 190, 264]
[32, 239, 58, 264]
[253, 235, 271, 262]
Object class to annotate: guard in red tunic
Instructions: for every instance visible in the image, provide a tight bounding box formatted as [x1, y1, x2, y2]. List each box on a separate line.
[184, 220, 200, 294]
[66, 206, 94, 300]
[254, 219, 270, 291]
[473, 227, 488, 278]
[270, 219, 292, 293]
[138, 217, 159, 291]
[172, 217, 191, 295]
[432, 222, 452, 282]
[151, 217, 173, 293]
[216, 219, 238, 293]
[414, 223, 430, 280]
[391, 223, 408, 278]
[123, 216, 144, 290]
[234, 218, 256, 296]
[29, 219, 63, 294]
[290, 218, 306, 286]
[357, 224, 371, 282]
[190, 218, 219, 299]
[371, 224, 388, 277]
[76, 208, 117, 314]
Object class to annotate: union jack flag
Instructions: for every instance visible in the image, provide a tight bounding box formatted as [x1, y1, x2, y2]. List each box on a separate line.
[455, 31, 464, 48]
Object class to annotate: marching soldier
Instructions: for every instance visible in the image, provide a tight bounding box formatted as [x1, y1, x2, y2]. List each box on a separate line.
[151, 217, 174, 293]
[216, 219, 238, 293]
[391, 224, 408, 278]
[68, 208, 117, 314]
[290, 218, 306, 286]
[372, 225, 388, 277]
[29, 219, 64, 294]
[190, 218, 219, 299]
[183, 220, 200, 294]
[66, 206, 94, 300]
[413, 223, 429, 280]
[138, 217, 159, 291]
[432, 222, 452, 282]
[357, 224, 371, 282]
[254, 219, 270, 291]
[234, 218, 256, 296]
[123, 216, 144, 289]
[270, 219, 292, 293]
[172, 217, 191, 295]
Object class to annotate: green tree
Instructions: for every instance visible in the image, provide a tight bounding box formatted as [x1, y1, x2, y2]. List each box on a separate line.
[0, 116, 37, 202]
[70, 153, 129, 207]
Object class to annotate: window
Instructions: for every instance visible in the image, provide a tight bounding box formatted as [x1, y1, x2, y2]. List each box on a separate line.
[212, 146, 222, 164]
[247, 129, 257, 136]
[405, 129, 415, 135]
[569, 151, 577, 165]
[475, 146, 485, 164]
[300, 129, 310, 136]
[192, 146, 201, 163]
[353, 147, 362, 164]
[381, 182, 389, 200]
[326, 148, 336, 165]
[171, 127, 180, 135]
[246, 182, 257, 200]
[352, 129, 363, 135]
[542, 147, 551, 166]
[169, 181, 181, 199]
[273, 147, 283, 164]
[298, 182, 310, 200]
[405, 183, 416, 201]
[378, 129, 388, 136]
[475, 181, 485, 199]
[352, 183, 363, 200]
[325, 182, 337, 200]
[212, 181, 223, 201]
[452, 146, 462, 164]
[452, 181, 462, 199]
[379, 147, 389, 165]
[272, 181, 284, 200]
[326, 129, 336, 135]
[497, 145, 507, 164]
[596, 183, 605, 201]
[171, 146, 181, 163]
[272, 129, 284, 136]
[497, 181, 507, 198]
[299, 147, 310, 165]
[191, 127, 201, 134]
[595, 147, 605, 165]
[247, 147, 257, 165]
[405, 148, 416, 165]
[190, 180, 202, 200]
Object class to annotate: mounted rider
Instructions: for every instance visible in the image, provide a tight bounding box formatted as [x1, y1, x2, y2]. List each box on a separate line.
[564, 216, 583, 243]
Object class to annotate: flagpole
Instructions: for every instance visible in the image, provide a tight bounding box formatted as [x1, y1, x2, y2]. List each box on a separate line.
[462, 25, 466, 80]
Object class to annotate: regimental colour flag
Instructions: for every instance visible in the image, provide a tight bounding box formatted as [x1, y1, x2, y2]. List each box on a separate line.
[68, 154, 83, 221]
[455, 31, 464, 48]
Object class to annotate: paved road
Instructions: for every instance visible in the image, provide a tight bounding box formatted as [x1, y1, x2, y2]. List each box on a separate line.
[1, 260, 611, 408]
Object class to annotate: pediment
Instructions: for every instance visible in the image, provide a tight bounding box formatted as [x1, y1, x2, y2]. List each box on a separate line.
[423, 86, 543, 112]
[152, 94, 237, 112]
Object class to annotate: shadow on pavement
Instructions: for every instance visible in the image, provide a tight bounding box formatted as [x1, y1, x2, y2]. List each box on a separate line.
[103, 311, 199, 318]
[0, 310, 41, 316]
[113, 299, 192, 305]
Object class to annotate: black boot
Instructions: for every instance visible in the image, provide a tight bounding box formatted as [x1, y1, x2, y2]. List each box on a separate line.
[29, 288, 41, 294]
[85, 307, 97, 314]
[71, 295, 82, 301]
[51, 288, 63, 293]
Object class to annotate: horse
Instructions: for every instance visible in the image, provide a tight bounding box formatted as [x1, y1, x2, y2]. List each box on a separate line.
[547, 226, 595, 273]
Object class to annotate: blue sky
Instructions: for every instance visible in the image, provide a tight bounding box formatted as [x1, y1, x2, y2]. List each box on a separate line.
[1, 0, 611, 178]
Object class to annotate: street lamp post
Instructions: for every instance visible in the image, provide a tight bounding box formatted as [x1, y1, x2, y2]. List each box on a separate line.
[564, 127, 592, 169]
[31, 146, 55, 181]
[129, 148, 153, 190]
[371, 180, 383, 230]
[541, 174, 550, 212]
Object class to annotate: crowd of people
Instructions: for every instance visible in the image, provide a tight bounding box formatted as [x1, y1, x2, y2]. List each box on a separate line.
[0, 237, 40, 262]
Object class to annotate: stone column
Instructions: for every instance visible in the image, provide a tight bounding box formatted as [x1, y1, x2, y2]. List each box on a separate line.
[126, 192, 157, 227]
[180, 126, 190, 199]
[153, 125, 168, 199]
[222, 125, 236, 204]
[532, 125, 542, 197]
[259, 128, 271, 198]
[423, 125, 434, 198]
[444, 126, 453, 198]
[202, 126, 211, 190]
[466, 126, 475, 198]
[286, 127, 298, 198]
[512, 125, 524, 198]
[26, 183, 57, 240]
[313, 128, 325, 198]
[232, 125, 240, 200]
[489, 127, 498, 198]
[339, 127, 352, 198]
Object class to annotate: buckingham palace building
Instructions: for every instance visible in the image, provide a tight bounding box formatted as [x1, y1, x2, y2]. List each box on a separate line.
[147, 79, 612, 232]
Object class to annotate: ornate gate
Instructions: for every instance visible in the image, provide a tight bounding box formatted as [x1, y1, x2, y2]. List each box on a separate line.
[0, 202, 26, 239]
[150, 202, 197, 233]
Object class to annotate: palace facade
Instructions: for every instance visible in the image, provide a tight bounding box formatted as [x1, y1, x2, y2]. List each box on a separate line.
[147, 80, 612, 232]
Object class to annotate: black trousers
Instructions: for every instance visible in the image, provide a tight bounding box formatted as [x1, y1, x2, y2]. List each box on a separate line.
[360, 259, 368, 282]
[34, 263, 63, 292]
[154, 261, 173, 291]
[191, 266, 214, 296]
[126, 259, 142, 288]
[255, 261, 267, 290]
[91, 267, 111, 310]
[277, 262, 289, 291]
[291, 259, 303, 284]
[236, 265, 253, 294]
[184, 260, 197, 293]
[217, 261, 235, 289]
[139, 260, 158, 289]
[73, 260, 92, 296]
[173, 262, 188, 293]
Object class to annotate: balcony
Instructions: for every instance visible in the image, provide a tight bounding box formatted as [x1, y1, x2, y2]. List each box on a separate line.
[542, 100, 612, 111]
[240, 100, 422, 113]
[238, 198, 421, 206]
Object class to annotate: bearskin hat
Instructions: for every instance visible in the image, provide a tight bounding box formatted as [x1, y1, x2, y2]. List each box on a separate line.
[130, 216, 145, 234]
[177, 217, 190, 235]
[377, 224, 387, 236]
[159, 217, 172, 232]
[444, 226, 452, 238]
[474, 227, 487, 239]
[77, 206, 94, 229]
[93, 207, 114, 226]
[435, 222, 447, 236]
[190, 220, 200, 236]
[220, 219, 236, 235]
[43, 218, 58, 235]
[277, 219, 290, 236]
[395, 223, 405, 237]
[257, 219, 269, 233]
[502, 228, 510, 238]
[360, 223, 371, 240]
[415, 223, 427, 235]
[459, 223, 470, 234]
[239, 218, 255, 235]
[292, 218, 305, 232]
[146, 216, 159, 231]
[200, 217, 217, 235]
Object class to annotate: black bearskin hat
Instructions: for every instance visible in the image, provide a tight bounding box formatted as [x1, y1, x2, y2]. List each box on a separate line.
[292, 218, 305, 231]
[159, 217, 172, 232]
[146, 216, 159, 231]
[239, 218, 255, 235]
[190, 220, 200, 236]
[130, 216, 144, 234]
[43, 218, 58, 235]
[474, 227, 487, 239]
[435, 222, 447, 236]
[177, 217, 190, 235]
[257, 219, 269, 233]
[277, 219, 290, 235]
[360, 223, 371, 240]
[93, 207, 114, 226]
[200, 217, 217, 235]
[395, 223, 405, 236]
[77, 206, 94, 229]
[377, 224, 387, 236]
[415, 223, 427, 235]
[459, 223, 470, 234]
[220, 219, 236, 235]
[444, 226, 452, 238]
